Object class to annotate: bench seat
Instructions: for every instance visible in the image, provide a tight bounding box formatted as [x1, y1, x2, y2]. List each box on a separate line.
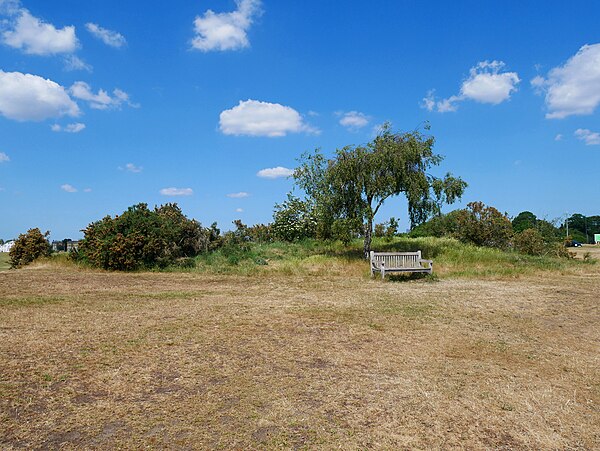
[370, 251, 433, 279]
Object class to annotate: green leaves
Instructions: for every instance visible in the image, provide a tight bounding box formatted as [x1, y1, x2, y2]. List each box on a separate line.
[9, 228, 50, 268]
[292, 124, 467, 255]
[76, 203, 214, 270]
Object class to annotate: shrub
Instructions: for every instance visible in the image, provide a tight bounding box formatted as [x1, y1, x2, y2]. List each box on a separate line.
[513, 228, 545, 256]
[9, 228, 50, 268]
[455, 201, 513, 249]
[331, 218, 361, 245]
[272, 194, 317, 241]
[409, 210, 461, 238]
[375, 218, 399, 241]
[76, 203, 215, 270]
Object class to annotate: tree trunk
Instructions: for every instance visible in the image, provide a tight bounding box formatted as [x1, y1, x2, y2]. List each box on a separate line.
[363, 218, 373, 259]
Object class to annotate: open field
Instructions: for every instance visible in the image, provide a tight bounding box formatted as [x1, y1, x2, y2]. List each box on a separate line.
[573, 244, 600, 261]
[1, 260, 599, 449]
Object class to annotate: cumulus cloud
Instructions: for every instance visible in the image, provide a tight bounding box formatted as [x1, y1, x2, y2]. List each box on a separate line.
[0, 151, 9, 162]
[0, 70, 79, 121]
[70, 81, 137, 110]
[227, 191, 249, 198]
[192, 0, 261, 52]
[256, 166, 293, 179]
[51, 122, 85, 133]
[1, 8, 78, 55]
[119, 163, 143, 173]
[85, 22, 126, 48]
[339, 111, 370, 130]
[574, 128, 600, 145]
[235, 208, 244, 213]
[532, 44, 600, 119]
[60, 183, 77, 193]
[555, 134, 563, 141]
[220, 99, 316, 137]
[160, 187, 193, 196]
[423, 61, 520, 113]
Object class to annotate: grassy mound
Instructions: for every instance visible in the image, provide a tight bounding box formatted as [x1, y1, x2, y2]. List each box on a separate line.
[36, 236, 595, 278]
[186, 237, 593, 278]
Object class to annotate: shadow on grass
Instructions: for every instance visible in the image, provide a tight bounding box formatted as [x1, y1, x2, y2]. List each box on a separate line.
[384, 272, 438, 283]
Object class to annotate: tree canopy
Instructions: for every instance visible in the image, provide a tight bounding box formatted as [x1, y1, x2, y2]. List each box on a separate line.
[293, 123, 467, 256]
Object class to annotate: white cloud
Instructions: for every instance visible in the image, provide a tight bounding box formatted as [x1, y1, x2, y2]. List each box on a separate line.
[227, 191, 249, 198]
[119, 163, 143, 173]
[83, 188, 92, 193]
[554, 134, 563, 141]
[339, 111, 370, 130]
[85, 23, 126, 48]
[423, 61, 520, 113]
[574, 128, 600, 145]
[220, 99, 316, 137]
[191, 0, 261, 52]
[70, 81, 137, 110]
[235, 208, 244, 213]
[51, 122, 85, 133]
[0, 151, 9, 162]
[533, 44, 600, 119]
[0, 70, 79, 121]
[60, 183, 77, 193]
[64, 55, 92, 72]
[160, 187, 193, 196]
[256, 166, 293, 179]
[1, 8, 78, 55]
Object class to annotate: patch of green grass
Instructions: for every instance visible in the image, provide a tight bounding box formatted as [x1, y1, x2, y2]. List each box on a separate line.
[0, 252, 10, 270]
[0, 295, 67, 308]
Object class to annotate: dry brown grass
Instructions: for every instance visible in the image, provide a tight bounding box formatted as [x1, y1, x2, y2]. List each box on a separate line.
[1, 262, 599, 449]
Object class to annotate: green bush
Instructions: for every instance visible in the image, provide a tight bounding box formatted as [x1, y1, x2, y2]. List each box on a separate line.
[75, 203, 217, 270]
[272, 194, 317, 241]
[331, 218, 361, 245]
[409, 210, 461, 238]
[513, 228, 545, 256]
[9, 228, 50, 268]
[455, 202, 513, 250]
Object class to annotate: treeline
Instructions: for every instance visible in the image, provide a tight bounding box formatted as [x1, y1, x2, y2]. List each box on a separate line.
[409, 205, 598, 257]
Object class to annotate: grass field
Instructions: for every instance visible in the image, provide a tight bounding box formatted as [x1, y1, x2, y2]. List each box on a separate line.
[0, 252, 10, 270]
[1, 242, 599, 448]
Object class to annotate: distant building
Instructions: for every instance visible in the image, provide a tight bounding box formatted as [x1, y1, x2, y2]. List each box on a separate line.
[51, 239, 80, 252]
[0, 241, 14, 252]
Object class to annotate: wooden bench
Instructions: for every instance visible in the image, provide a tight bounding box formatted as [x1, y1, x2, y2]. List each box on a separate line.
[370, 251, 433, 279]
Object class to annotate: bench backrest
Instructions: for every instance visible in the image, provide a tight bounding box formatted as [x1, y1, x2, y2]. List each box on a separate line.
[370, 251, 422, 269]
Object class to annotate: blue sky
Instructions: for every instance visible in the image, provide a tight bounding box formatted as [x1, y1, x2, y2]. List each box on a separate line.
[1, 0, 599, 240]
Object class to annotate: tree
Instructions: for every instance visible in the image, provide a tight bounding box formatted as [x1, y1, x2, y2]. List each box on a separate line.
[9, 228, 50, 268]
[293, 123, 467, 257]
[512, 211, 537, 233]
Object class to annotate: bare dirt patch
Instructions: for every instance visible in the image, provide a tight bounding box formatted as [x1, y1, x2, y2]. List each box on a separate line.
[0, 264, 598, 449]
